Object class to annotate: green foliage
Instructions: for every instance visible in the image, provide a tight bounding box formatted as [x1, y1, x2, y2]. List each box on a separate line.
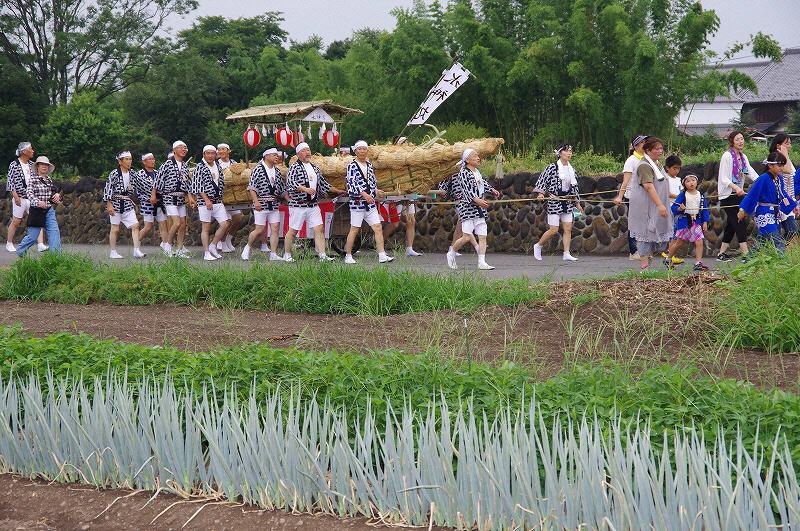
[37, 92, 127, 177]
[0, 252, 545, 316]
[718, 246, 800, 353]
[494, 148, 622, 175]
[0, 57, 48, 163]
[440, 121, 489, 143]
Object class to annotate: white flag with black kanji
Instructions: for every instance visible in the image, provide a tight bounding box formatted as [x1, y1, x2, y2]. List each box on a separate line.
[407, 62, 471, 126]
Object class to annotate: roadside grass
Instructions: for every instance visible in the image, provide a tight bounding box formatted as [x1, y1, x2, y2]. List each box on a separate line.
[0, 252, 546, 316]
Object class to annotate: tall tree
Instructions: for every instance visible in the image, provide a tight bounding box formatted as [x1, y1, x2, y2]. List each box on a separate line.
[0, 57, 48, 162]
[0, 0, 197, 105]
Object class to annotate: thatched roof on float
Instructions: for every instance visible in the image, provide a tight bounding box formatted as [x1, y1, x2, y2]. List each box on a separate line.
[225, 100, 363, 122]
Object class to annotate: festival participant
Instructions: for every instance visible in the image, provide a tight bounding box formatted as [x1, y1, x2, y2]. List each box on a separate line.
[737, 151, 797, 252]
[446, 148, 500, 270]
[6, 142, 46, 253]
[382, 201, 422, 256]
[241, 148, 285, 261]
[436, 173, 478, 257]
[154, 140, 191, 257]
[614, 134, 647, 260]
[343, 140, 394, 264]
[103, 151, 145, 259]
[717, 130, 758, 262]
[660, 154, 685, 265]
[665, 174, 710, 271]
[628, 136, 673, 270]
[192, 145, 230, 261]
[16, 156, 61, 256]
[769, 133, 798, 240]
[215, 142, 241, 252]
[283, 142, 345, 262]
[532, 144, 584, 262]
[133, 153, 169, 251]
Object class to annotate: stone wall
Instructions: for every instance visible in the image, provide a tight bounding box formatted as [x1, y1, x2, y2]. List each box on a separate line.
[0, 161, 759, 253]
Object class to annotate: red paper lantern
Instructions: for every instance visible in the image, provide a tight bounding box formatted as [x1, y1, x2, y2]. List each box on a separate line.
[275, 127, 293, 148]
[243, 127, 261, 148]
[323, 129, 340, 148]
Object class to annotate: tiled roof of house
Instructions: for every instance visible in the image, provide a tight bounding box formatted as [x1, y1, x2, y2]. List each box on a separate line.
[712, 48, 800, 104]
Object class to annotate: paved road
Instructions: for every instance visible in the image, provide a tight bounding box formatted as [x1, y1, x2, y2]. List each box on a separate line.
[1, 243, 726, 281]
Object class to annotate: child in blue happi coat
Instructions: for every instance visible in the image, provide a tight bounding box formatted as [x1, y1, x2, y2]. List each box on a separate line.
[737, 151, 797, 252]
[664, 174, 710, 271]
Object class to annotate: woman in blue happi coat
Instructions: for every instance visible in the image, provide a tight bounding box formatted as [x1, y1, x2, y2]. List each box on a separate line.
[737, 151, 797, 251]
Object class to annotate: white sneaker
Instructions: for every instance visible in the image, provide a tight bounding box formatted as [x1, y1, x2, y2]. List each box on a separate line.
[133, 248, 147, 259]
[37, 243, 48, 252]
[629, 252, 641, 261]
[563, 252, 578, 261]
[109, 250, 124, 259]
[344, 254, 357, 264]
[216, 241, 224, 251]
[446, 250, 457, 270]
[269, 252, 282, 261]
[533, 243, 542, 261]
[260, 243, 270, 253]
[160, 242, 168, 251]
[162, 243, 172, 257]
[241, 244, 251, 261]
[221, 241, 235, 253]
[176, 248, 191, 258]
[379, 253, 394, 263]
[210, 245, 222, 259]
[478, 261, 495, 270]
[405, 247, 422, 257]
[448, 246, 462, 257]
[283, 254, 294, 263]
[5, 242, 16, 253]
[203, 251, 217, 261]
[319, 254, 336, 262]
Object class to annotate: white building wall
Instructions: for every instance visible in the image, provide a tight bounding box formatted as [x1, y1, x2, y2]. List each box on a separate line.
[676, 101, 743, 130]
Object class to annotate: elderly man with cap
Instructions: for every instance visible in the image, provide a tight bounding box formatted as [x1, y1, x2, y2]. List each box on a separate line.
[343, 140, 393, 264]
[192, 144, 230, 261]
[134, 153, 169, 251]
[104, 150, 145, 259]
[6, 142, 47, 253]
[214, 142, 241, 253]
[446, 148, 500, 270]
[155, 140, 191, 257]
[284, 142, 345, 262]
[242, 147, 286, 261]
[16, 155, 62, 256]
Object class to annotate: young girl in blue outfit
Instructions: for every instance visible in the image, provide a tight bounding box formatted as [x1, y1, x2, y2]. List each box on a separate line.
[664, 174, 710, 271]
[737, 151, 797, 251]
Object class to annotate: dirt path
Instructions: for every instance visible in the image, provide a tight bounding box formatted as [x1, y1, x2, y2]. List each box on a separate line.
[1, 275, 797, 389]
[0, 474, 432, 530]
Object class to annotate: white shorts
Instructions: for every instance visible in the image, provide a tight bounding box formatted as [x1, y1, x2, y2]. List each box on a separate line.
[198, 202, 230, 224]
[288, 206, 323, 231]
[461, 217, 488, 236]
[143, 210, 168, 223]
[166, 204, 187, 218]
[547, 213, 573, 227]
[110, 209, 139, 228]
[397, 203, 416, 216]
[12, 197, 30, 219]
[228, 209, 243, 216]
[253, 209, 281, 226]
[350, 208, 382, 228]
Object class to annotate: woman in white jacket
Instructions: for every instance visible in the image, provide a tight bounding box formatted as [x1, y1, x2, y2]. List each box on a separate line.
[716, 131, 758, 262]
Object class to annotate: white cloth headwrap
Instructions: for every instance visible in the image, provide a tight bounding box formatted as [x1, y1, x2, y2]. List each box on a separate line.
[353, 140, 368, 150]
[172, 140, 187, 150]
[263, 148, 280, 157]
[296, 142, 310, 153]
[116, 151, 132, 160]
[216, 143, 230, 150]
[460, 148, 475, 167]
[15, 142, 32, 157]
[141, 153, 154, 161]
[203, 144, 217, 153]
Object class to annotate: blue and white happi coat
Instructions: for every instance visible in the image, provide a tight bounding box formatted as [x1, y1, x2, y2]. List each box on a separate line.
[286, 161, 331, 207]
[191, 160, 225, 206]
[345, 159, 378, 211]
[102, 168, 136, 213]
[7, 159, 34, 194]
[739, 172, 797, 234]
[247, 161, 284, 211]
[533, 162, 580, 215]
[437, 173, 462, 202]
[132, 169, 160, 216]
[154, 159, 190, 206]
[456, 167, 497, 220]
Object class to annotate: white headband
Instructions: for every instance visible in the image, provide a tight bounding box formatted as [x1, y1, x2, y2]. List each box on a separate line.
[296, 142, 310, 153]
[15, 142, 32, 156]
[216, 143, 230, 150]
[141, 153, 154, 161]
[203, 144, 217, 153]
[263, 148, 280, 157]
[352, 140, 368, 150]
[172, 140, 187, 150]
[116, 150, 132, 160]
[460, 148, 475, 164]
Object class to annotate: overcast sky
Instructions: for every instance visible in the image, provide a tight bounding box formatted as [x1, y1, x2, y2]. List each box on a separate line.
[167, 0, 800, 56]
